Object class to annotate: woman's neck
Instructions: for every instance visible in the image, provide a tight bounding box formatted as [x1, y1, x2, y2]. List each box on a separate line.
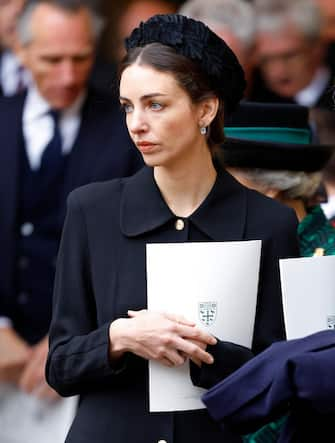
[154, 150, 217, 218]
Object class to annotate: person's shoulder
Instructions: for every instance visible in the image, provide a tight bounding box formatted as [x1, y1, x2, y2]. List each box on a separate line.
[0, 91, 25, 112]
[246, 187, 298, 228]
[0, 93, 26, 134]
[68, 177, 127, 209]
[68, 167, 146, 210]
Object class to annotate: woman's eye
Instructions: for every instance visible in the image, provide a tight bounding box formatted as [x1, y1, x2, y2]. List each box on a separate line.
[121, 103, 133, 113]
[150, 102, 163, 111]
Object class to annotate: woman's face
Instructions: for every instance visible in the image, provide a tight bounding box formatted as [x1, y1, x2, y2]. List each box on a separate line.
[119, 63, 208, 169]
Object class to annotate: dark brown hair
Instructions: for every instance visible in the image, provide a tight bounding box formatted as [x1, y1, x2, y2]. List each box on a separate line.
[120, 42, 225, 157]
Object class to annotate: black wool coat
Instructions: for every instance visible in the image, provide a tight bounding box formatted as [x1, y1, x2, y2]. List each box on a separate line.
[46, 166, 299, 443]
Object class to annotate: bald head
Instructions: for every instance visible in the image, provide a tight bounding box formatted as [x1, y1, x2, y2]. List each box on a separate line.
[17, 2, 96, 109]
[116, 0, 176, 60]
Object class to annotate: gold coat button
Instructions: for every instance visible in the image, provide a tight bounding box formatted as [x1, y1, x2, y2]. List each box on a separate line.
[175, 219, 185, 231]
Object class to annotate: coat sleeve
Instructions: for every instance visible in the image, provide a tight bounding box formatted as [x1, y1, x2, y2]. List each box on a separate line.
[46, 190, 128, 397]
[201, 330, 335, 434]
[291, 346, 335, 414]
[191, 208, 299, 389]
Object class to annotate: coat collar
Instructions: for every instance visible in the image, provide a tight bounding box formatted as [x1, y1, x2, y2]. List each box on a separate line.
[120, 166, 247, 241]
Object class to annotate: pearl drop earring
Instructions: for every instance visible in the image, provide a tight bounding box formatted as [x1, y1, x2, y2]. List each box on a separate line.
[200, 126, 207, 135]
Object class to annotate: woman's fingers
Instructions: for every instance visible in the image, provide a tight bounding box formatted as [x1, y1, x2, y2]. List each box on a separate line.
[123, 310, 216, 366]
[127, 310, 215, 343]
[128, 310, 195, 327]
[161, 350, 186, 367]
[163, 312, 195, 327]
[174, 337, 214, 365]
[127, 309, 146, 317]
[140, 342, 186, 367]
[175, 323, 217, 346]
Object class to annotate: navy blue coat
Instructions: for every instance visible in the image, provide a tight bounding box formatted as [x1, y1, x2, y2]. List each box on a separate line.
[46, 167, 299, 443]
[203, 329, 335, 442]
[0, 89, 143, 342]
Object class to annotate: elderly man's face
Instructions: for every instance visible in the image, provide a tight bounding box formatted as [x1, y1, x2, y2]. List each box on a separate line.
[19, 4, 95, 109]
[0, 0, 25, 49]
[256, 25, 324, 98]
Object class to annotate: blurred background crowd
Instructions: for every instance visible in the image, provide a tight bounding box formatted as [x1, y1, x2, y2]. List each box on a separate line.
[0, 0, 335, 442]
[2, 0, 335, 187]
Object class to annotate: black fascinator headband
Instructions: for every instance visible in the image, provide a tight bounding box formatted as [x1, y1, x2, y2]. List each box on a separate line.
[125, 14, 246, 115]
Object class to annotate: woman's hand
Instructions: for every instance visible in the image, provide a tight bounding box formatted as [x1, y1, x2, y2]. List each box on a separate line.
[182, 339, 208, 367]
[109, 310, 216, 367]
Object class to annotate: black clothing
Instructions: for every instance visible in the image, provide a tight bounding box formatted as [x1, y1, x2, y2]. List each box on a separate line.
[47, 167, 299, 443]
[0, 89, 143, 344]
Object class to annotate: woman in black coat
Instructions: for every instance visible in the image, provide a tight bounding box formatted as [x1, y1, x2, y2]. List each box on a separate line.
[46, 14, 299, 443]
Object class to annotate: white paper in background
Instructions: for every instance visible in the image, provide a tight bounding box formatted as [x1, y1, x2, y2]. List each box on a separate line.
[147, 240, 261, 412]
[280, 255, 335, 340]
[0, 384, 77, 443]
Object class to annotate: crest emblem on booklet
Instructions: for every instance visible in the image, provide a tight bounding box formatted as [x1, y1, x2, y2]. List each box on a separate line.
[327, 315, 335, 329]
[199, 302, 217, 327]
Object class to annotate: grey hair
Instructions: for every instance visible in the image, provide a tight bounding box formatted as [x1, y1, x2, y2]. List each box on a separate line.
[234, 168, 322, 199]
[17, 0, 104, 46]
[179, 0, 256, 49]
[254, 0, 322, 41]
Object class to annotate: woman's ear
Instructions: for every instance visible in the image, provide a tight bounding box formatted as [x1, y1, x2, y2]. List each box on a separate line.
[198, 96, 219, 128]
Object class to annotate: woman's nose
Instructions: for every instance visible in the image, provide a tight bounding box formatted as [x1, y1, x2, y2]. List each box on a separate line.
[128, 109, 148, 134]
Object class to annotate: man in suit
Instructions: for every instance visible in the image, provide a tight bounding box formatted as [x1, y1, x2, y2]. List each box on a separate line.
[0, 0, 29, 96]
[0, 0, 142, 401]
[250, 0, 334, 110]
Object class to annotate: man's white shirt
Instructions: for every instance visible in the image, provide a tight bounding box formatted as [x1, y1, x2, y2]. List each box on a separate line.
[294, 67, 331, 107]
[23, 85, 85, 169]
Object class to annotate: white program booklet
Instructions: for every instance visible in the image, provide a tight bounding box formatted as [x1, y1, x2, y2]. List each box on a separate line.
[147, 240, 261, 412]
[0, 384, 77, 443]
[280, 255, 335, 340]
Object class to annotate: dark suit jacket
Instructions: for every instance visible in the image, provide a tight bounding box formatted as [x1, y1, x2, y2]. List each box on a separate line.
[203, 329, 335, 442]
[46, 167, 299, 443]
[0, 89, 143, 341]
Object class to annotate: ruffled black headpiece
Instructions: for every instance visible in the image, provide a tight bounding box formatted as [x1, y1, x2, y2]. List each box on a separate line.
[125, 14, 246, 115]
